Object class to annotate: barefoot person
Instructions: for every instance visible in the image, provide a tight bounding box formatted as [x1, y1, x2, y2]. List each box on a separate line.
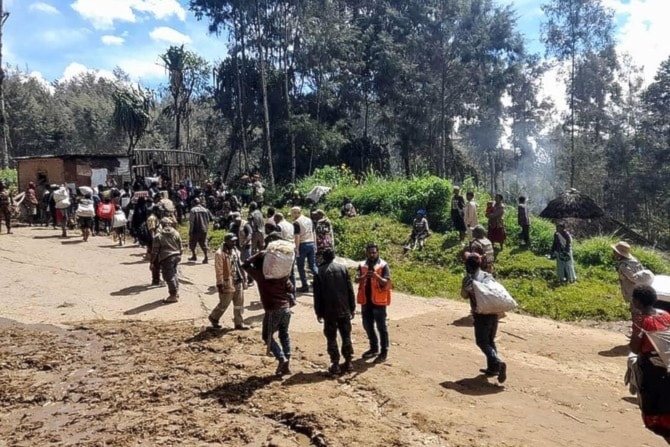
[355, 243, 392, 364]
[629, 285, 670, 444]
[209, 233, 248, 330]
[313, 248, 356, 375]
[460, 252, 507, 383]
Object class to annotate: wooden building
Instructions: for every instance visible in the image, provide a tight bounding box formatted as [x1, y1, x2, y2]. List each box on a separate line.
[132, 148, 207, 185]
[15, 154, 130, 192]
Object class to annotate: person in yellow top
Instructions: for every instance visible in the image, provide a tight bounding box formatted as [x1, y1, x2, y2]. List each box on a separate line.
[208, 233, 248, 330]
[355, 243, 391, 364]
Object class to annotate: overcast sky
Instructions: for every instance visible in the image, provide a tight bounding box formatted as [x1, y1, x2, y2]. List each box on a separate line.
[4, 0, 670, 97]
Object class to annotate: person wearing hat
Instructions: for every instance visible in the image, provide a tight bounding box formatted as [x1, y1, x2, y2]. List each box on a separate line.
[0, 181, 13, 234]
[612, 241, 650, 304]
[468, 225, 495, 273]
[404, 209, 431, 252]
[188, 197, 212, 264]
[151, 217, 183, 303]
[209, 233, 248, 330]
[460, 252, 507, 383]
[549, 222, 576, 283]
[451, 186, 467, 242]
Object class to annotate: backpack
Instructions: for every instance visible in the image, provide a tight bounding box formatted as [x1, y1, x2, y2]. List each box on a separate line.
[97, 202, 114, 220]
[472, 273, 518, 314]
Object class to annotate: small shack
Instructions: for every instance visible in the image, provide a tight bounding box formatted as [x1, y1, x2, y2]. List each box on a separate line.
[15, 154, 130, 192]
[540, 188, 655, 247]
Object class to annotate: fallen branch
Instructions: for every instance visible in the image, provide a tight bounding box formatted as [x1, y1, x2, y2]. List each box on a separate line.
[500, 330, 527, 341]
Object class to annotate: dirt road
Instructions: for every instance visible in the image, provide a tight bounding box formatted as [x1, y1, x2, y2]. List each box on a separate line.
[0, 226, 663, 446]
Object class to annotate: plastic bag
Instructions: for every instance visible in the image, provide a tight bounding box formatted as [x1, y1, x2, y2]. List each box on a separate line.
[473, 275, 518, 314]
[263, 240, 295, 279]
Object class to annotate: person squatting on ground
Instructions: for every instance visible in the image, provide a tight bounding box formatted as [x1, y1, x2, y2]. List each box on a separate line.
[517, 196, 531, 246]
[628, 285, 670, 444]
[292, 206, 318, 293]
[243, 251, 294, 377]
[0, 181, 14, 234]
[188, 198, 211, 264]
[405, 209, 431, 252]
[313, 248, 356, 375]
[460, 252, 507, 383]
[209, 233, 248, 330]
[451, 186, 467, 242]
[355, 243, 392, 364]
[151, 217, 183, 303]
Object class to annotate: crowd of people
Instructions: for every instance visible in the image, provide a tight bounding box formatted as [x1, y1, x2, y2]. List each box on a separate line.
[4, 176, 670, 443]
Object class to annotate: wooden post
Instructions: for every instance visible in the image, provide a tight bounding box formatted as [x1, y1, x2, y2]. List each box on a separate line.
[0, 0, 10, 169]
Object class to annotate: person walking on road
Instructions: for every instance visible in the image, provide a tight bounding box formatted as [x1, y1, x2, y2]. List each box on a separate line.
[243, 251, 295, 377]
[188, 198, 211, 264]
[313, 248, 356, 375]
[460, 252, 507, 383]
[518, 196, 531, 246]
[152, 217, 183, 303]
[291, 206, 318, 293]
[355, 243, 392, 364]
[209, 233, 248, 330]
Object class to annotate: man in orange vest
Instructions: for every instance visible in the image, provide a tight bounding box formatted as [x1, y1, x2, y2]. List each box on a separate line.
[355, 243, 391, 363]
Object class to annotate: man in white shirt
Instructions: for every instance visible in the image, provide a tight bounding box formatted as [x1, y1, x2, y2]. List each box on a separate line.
[291, 207, 318, 293]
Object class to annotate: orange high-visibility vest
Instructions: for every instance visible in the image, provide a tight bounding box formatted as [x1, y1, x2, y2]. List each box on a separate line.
[357, 260, 391, 306]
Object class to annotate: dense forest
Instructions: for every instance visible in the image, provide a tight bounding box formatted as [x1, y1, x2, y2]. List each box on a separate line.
[2, 0, 670, 243]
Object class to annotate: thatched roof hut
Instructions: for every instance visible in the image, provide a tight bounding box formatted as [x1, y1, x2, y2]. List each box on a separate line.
[539, 189, 605, 219]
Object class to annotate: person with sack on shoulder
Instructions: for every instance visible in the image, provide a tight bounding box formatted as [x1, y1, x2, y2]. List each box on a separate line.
[460, 252, 507, 383]
[355, 243, 391, 364]
[75, 193, 95, 242]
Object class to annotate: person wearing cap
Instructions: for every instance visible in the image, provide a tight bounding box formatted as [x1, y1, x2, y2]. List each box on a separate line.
[291, 206, 318, 293]
[188, 198, 212, 264]
[451, 186, 467, 242]
[612, 241, 648, 304]
[313, 248, 356, 375]
[0, 181, 13, 234]
[209, 233, 248, 330]
[312, 209, 334, 266]
[404, 209, 430, 252]
[549, 222, 576, 283]
[468, 225, 495, 273]
[151, 217, 183, 303]
[460, 252, 507, 383]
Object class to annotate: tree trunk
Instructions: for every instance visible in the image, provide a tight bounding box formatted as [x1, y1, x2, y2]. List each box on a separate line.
[256, 0, 275, 187]
[234, 8, 249, 173]
[282, 3, 297, 185]
[0, 0, 9, 170]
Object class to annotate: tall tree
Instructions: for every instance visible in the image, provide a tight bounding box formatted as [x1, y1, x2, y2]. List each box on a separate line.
[112, 86, 154, 157]
[159, 45, 210, 150]
[541, 0, 615, 187]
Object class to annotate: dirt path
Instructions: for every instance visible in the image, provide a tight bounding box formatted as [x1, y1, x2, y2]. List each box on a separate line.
[0, 226, 663, 446]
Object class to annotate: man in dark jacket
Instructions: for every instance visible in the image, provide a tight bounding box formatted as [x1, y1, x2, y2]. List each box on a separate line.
[243, 252, 294, 377]
[313, 248, 356, 375]
[188, 198, 211, 263]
